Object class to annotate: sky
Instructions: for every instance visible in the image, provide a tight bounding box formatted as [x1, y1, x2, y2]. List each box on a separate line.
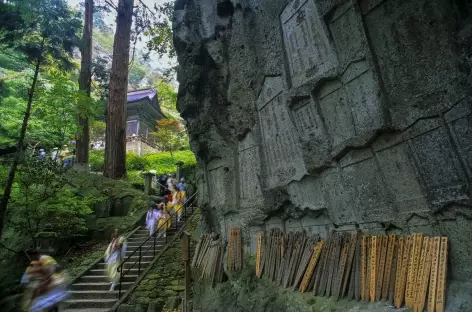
[67, 0, 176, 72]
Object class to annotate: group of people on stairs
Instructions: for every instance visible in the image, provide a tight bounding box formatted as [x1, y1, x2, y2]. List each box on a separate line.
[19, 174, 188, 311]
[148, 175, 188, 237]
[20, 228, 127, 311]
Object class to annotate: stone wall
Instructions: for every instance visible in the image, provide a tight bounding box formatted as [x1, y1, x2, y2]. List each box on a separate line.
[173, 0, 472, 281]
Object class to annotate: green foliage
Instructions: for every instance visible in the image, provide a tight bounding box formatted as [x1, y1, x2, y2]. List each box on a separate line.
[89, 150, 105, 172]
[127, 170, 143, 185]
[129, 62, 148, 87]
[155, 79, 180, 119]
[8, 156, 97, 240]
[2, 0, 81, 69]
[90, 120, 106, 141]
[144, 2, 175, 58]
[94, 30, 114, 51]
[152, 119, 190, 158]
[0, 49, 29, 71]
[126, 152, 147, 171]
[143, 150, 196, 174]
[88, 150, 196, 176]
[0, 68, 98, 149]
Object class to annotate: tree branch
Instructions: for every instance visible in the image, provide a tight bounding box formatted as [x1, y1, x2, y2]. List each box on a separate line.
[105, 0, 118, 11]
[0, 242, 18, 253]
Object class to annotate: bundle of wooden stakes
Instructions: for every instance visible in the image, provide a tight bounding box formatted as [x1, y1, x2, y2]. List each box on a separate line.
[192, 233, 225, 285]
[255, 231, 448, 312]
[228, 227, 242, 273]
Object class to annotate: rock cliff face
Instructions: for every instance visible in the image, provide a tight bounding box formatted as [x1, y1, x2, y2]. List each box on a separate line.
[173, 0, 472, 280]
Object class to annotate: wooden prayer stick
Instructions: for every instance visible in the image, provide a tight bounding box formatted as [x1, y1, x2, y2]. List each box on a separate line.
[342, 233, 357, 298]
[436, 237, 448, 312]
[376, 235, 388, 301]
[394, 236, 405, 308]
[354, 233, 362, 301]
[300, 241, 323, 293]
[428, 237, 440, 312]
[382, 234, 396, 300]
[406, 233, 423, 307]
[414, 237, 431, 312]
[370, 236, 377, 302]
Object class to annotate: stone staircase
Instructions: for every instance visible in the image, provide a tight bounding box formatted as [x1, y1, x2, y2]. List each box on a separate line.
[60, 207, 194, 312]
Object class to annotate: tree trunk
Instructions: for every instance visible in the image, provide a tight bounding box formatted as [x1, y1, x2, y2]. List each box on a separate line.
[0, 41, 43, 240]
[76, 0, 93, 171]
[104, 0, 134, 179]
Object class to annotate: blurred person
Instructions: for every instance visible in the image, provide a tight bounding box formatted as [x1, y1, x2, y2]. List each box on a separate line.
[21, 249, 69, 312]
[104, 229, 127, 292]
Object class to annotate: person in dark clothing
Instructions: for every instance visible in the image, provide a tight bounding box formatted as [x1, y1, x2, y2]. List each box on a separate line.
[158, 174, 168, 196]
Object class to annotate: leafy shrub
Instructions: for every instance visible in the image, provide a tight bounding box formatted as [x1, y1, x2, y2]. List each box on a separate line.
[87, 150, 196, 175]
[143, 150, 196, 174]
[127, 170, 144, 188]
[126, 152, 149, 171]
[89, 150, 104, 172]
[8, 157, 99, 241]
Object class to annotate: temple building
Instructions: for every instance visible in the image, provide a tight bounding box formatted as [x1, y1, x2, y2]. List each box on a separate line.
[126, 88, 166, 155]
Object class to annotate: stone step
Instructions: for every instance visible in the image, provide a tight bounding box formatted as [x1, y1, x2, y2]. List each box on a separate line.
[61, 299, 116, 309]
[128, 254, 154, 261]
[127, 236, 171, 243]
[89, 268, 143, 275]
[127, 243, 165, 252]
[69, 290, 118, 300]
[78, 274, 138, 284]
[61, 309, 110, 312]
[94, 262, 152, 270]
[71, 282, 133, 291]
[126, 247, 161, 255]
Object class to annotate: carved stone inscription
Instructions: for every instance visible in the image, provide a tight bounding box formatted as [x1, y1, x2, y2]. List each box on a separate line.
[281, 0, 338, 88]
[207, 159, 227, 207]
[291, 98, 325, 139]
[238, 132, 263, 208]
[257, 76, 306, 188]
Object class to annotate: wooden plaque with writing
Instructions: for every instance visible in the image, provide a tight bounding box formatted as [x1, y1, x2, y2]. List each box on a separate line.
[361, 235, 367, 301]
[256, 232, 262, 277]
[376, 235, 388, 301]
[394, 236, 405, 308]
[300, 241, 324, 293]
[382, 234, 396, 300]
[414, 237, 431, 312]
[370, 236, 377, 302]
[436, 237, 448, 312]
[428, 237, 441, 312]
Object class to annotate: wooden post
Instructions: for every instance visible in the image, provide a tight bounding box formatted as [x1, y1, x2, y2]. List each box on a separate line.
[181, 231, 191, 312]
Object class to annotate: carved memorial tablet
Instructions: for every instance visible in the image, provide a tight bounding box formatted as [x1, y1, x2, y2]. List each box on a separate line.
[280, 0, 338, 88]
[257, 76, 306, 188]
[238, 132, 262, 208]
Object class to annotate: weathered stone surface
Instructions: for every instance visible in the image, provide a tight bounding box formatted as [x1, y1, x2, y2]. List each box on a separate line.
[173, 0, 472, 290]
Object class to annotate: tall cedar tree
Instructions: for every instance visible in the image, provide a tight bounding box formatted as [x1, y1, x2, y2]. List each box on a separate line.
[76, 0, 94, 170]
[104, 0, 134, 179]
[0, 0, 80, 240]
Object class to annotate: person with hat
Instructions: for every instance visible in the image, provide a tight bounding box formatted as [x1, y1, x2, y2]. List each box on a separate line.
[104, 229, 127, 292]
[21, 249, 69, 312]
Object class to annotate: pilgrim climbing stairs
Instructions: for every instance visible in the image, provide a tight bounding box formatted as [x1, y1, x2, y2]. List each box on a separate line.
[60, 203, 196, 312]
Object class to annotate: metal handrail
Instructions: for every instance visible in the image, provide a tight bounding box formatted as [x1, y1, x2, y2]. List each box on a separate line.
[116, 191, 198, 296]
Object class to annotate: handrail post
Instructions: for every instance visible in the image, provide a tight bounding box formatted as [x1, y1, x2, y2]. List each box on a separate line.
[138, 246, 142, 275]
[118, 265, 123, 297]
[153, 230, 156, 257]
[175, 211, 178, 229]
